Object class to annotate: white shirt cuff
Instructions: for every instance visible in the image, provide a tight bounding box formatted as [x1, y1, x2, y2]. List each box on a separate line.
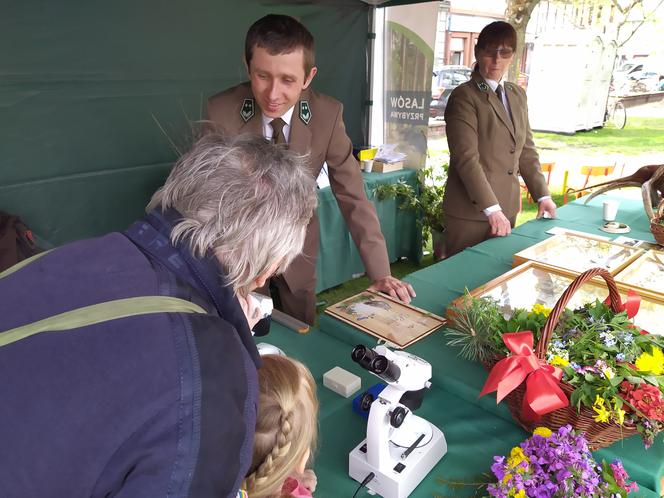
[537, 195, 552, 203]
[483, 204, 502, 216]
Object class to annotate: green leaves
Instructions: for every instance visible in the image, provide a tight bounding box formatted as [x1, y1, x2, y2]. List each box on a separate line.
[499, 308, 548, 337]
[373, 165, 447, 249]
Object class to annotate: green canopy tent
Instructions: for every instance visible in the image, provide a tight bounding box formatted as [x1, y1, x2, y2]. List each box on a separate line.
[1, 0, 397, 245]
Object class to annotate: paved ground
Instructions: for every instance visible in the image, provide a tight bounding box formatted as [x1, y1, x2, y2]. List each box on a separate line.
[427, 101, 664, 197]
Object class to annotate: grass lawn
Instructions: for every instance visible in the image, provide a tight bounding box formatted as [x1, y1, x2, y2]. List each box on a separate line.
[533, 117, 664, 155]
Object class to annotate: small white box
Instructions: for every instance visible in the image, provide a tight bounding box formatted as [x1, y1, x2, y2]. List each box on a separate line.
[323, 367, 361, 398]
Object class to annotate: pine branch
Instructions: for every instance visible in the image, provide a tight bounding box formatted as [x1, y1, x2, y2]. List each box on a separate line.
[445, 294, 502, 362]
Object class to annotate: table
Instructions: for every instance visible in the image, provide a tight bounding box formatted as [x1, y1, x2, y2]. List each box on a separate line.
[266, 195, 663, 498]
[315, 169, 422, 293]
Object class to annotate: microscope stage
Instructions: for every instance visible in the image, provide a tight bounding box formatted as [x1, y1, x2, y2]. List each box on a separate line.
[389, 415, 433, 448]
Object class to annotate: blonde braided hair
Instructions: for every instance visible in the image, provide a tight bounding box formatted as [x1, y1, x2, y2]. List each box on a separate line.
[244, 355, 318, 498]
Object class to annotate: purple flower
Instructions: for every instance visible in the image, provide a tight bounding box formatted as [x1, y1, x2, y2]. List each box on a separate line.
[488, 425, 619, 497]
[600, 331, 616, 347]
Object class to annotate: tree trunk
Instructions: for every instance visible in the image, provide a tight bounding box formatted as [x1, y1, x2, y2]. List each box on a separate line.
[506, 0, 541, 83]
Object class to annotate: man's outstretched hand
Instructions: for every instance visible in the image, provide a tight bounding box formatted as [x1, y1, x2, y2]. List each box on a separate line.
[368, 275, 416, 303]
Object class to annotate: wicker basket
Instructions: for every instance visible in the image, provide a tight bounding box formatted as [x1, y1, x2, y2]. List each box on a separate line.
[650, 199, 664, 246]
[485, 268, 639, 450]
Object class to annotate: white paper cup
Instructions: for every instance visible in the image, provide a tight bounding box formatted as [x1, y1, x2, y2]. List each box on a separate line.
[362, 160, 373, 172]
[603, 200, 619, 222]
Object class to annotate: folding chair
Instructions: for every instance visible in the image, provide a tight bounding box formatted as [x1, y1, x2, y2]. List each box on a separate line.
[563, 164, 616, 204]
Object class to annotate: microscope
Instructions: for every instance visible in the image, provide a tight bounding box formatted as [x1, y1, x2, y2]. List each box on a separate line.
[348, 344, 447, 498]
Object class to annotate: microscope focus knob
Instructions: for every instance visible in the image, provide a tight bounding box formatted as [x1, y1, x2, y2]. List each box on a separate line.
[360, 392, 374, 412]
[390, 406, 408, 428]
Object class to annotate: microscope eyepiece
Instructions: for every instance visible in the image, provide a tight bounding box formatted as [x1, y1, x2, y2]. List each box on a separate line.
[352, 344, 401, 383]
[370, 355, 389, 374]
[351, 344, 368, 362]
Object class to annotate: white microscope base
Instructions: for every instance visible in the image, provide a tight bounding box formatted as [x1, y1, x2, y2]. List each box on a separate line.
[348, 426, 447, 498]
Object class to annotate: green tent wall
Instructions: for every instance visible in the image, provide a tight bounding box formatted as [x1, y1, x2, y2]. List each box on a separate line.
[1, 1, 369, 245]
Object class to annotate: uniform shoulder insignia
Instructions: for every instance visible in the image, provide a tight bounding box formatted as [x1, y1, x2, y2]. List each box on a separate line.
[477, 81, 489, 92]
[299, 100, 312, 125]
[505, 82, 514, 92]
[240, 98, 254, 122]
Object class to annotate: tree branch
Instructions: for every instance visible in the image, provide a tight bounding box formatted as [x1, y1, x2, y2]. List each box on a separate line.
[616, 0, 664, 47]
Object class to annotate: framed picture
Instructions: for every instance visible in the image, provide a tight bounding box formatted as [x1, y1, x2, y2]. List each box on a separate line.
[513, 233, 643, 275]
[325, 291, 446, 348]
[448, 261, 664, 336]
[613, 236, 662, 251]
[615, 250, 664, 295]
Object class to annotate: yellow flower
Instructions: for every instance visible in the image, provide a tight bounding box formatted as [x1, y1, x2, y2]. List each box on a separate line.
[594, 406, 610, 423]
[612, 397, 626, 426]
[550, 355, 569, 367]
[602, 367, 615, 380]
[533, 427, 552, 438]
[532, 303, 552, 317]
[635, 346, 664, 375]
[593, 395, 610, 423]
[512, 490, 526, 498]
[507, 447, 528, 472]
[503, 473, 513, 485]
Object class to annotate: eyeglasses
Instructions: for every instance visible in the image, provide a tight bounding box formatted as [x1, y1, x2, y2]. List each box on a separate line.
[482, 48, 514, 59]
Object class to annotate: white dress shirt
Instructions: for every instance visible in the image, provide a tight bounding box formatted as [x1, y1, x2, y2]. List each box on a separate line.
[260, 106, 330, 188]
[261, 106, 295, 142]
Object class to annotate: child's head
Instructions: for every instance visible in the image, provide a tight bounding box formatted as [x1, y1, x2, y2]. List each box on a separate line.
[245, 354, 318, 498]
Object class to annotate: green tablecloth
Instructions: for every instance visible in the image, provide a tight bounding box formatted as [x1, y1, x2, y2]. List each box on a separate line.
[315, 169, 422, 293]
[266, 195, 663, 498]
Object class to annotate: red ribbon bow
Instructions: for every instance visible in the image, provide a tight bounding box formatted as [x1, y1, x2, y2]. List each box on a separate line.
[603, 289, 640, 319]
[480, 331, 568, 421]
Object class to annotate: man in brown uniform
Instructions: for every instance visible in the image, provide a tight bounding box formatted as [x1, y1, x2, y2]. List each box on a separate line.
[442, 21, 557, 257]
[207, 14, 415, 325]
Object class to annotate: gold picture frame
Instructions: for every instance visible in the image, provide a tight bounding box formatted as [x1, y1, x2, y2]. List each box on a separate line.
[448, 261, 664, 336]
[513, 233, 644, 275]
[615, 249, 664, 296]
[325, 291, 446, 348]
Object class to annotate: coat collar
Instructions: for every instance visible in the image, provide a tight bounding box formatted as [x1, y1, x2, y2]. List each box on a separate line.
[125, 208, 261, 367]
[471, 71, 515, 139]
[289, 88, 313, 157]
[238, 84, 313, 156]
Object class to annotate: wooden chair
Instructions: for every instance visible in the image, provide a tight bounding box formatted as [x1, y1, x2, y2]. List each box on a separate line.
[520, 161, 555, 208]
[563, 163, 616, 204]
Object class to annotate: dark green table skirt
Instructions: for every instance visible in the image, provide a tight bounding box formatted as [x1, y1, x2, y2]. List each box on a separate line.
[315, 169, 422, 293]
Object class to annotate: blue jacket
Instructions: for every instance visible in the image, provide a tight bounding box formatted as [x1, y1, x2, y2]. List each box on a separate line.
[0, 209, 260, 498]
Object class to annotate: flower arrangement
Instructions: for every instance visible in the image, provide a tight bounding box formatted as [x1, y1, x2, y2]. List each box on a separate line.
[488, 425, 638, 497]
[446, 292, 664, 448]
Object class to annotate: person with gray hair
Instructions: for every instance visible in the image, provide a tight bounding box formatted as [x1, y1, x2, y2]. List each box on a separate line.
[0, 133, 316, 498]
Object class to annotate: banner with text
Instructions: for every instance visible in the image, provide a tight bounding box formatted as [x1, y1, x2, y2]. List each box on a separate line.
[383, 2, 438, 169]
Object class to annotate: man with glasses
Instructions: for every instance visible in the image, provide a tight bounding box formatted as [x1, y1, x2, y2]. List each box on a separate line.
[442, 21, 556, 257]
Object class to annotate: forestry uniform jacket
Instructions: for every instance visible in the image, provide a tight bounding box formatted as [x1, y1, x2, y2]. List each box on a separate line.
[207, 83, 390, 304]
[442, 71, 549, 221]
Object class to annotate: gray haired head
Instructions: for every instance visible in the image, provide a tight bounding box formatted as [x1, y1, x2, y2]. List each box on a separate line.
[148, 133, 317, 295]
